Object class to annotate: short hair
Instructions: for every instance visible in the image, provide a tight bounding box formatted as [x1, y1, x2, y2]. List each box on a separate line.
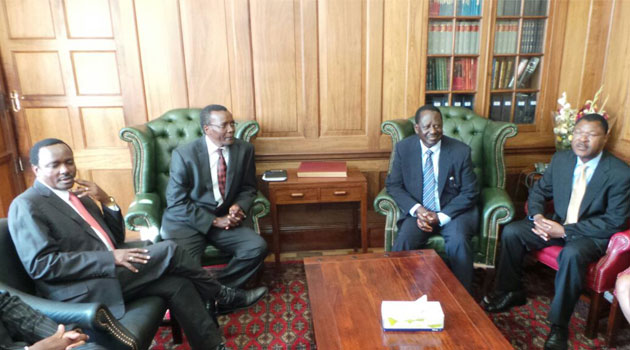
[414, 104, 443, 124]
[200, 104, 229, 129]
[29, 138, 70, 166]
[576, 113, 608, 134]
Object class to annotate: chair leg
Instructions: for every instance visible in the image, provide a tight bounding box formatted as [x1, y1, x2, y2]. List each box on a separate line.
[606, 297, 622, 347]
[585, 291, 603, 339]
[170, 314, 183, 344]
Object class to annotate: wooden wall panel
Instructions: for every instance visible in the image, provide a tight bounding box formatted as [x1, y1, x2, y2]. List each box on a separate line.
[24, 108, 74, 148]
[249, 0, 300, 136]
[14, 52, 65, 95]
[80, 107, 126, 148]
[179, 0, 232, 109]
[5, 0, 55, 39]
[319, 0, 364, 135]
[382, 0, 423, 121]
[64, 0, 113, 38]
[135, 0, 188, 118]
[72, 51, 121, 95]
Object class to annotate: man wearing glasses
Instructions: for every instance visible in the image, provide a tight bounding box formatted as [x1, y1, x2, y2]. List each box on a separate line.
[482, 114, 630, 350]
[161, 104, 267, 297]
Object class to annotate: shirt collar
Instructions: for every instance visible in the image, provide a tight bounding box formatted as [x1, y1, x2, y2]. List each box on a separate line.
[420, 139, 441, 155]
[39, 181, 70, 201]
[205, 135, 228, 154]
[577, 151, 603, 169]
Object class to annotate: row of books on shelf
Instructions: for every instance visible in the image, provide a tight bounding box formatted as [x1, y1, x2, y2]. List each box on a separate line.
[520, 20, 545, 53]
[428, 22, 480, 55]
[497, 0, 547, 16]
[489, 93, 537, 124]
[426, 58, 450, 91]
[452, 58, 477, 90]
[425, 94, 474, 110]
[494, 21, 518, 54]
[429, 0, 482, 17]
[491, 56, 540, 89]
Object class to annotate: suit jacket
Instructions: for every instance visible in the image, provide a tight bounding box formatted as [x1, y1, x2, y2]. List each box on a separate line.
[8, 181, 127, 318]
[161, 137, 257, 239]
[386, 135, 478, 223]
[527, 150, 630, 248]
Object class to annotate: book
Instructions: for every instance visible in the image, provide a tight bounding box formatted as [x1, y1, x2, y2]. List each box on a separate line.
[489, 94, 504, 122]
[508, 58, 529, 88]
[297, 161, 347, 178]
[517, 56, 540, 88]
[381, 296, 444, 331]
[262, 169, 287, 182]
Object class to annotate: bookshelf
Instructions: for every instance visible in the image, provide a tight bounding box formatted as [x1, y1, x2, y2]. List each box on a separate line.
[489, 0, 548, 124]
[425, 0, 483, 110]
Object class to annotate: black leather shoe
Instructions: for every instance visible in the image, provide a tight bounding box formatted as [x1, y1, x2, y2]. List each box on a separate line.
[216, 286, 268, 315]
[213, 343, 227, 350]
[481, 290, 526, 313]
[544, 324, 568, 350]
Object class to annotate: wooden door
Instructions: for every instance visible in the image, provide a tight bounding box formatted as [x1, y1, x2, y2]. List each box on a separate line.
[0, 0, 146, 217]
[0, 68, 24, 216]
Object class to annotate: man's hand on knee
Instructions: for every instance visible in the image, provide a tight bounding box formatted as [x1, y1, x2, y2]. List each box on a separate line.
[113, 248, 150, 273]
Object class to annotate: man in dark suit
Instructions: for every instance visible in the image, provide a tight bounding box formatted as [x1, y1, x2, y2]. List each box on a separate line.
[386, 105, 479, 290]
[9, 138, 268, 350]
[1, 291, 105, 350]
[161, 104, 267, 288]
[482, 114, 630, 350]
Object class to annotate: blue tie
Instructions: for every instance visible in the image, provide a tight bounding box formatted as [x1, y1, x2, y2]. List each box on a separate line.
[423, 149, 437, 211]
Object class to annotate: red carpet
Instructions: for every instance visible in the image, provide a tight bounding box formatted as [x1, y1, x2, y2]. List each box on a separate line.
[150, 261, 630, 350]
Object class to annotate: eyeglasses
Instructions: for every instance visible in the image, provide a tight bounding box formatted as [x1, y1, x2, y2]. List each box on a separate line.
[208, 121, 236, 130]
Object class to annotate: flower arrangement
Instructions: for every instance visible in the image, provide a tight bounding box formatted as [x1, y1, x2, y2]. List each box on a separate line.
[553, 86, 608, 150]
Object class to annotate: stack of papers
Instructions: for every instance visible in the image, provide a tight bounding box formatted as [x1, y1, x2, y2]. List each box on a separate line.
[381, 295, 444, 331]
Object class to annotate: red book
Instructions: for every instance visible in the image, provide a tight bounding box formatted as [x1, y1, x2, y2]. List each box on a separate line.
[297, 161, 347, 178]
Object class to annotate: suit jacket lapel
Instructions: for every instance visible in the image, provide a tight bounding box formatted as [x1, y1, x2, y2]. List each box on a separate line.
[225, 142, 238, 196]
[33, 181, 104, 245]
[437, 138, 450, 196]
[556, 153, 576, 215]
[410, 140, 423, 200]
[198, 137, 212, 188]
[579, 152, 610, 217]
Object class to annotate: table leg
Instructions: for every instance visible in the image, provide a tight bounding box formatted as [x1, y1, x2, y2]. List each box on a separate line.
[271, 203, 280, 264]
[352, 202, 359, 252]
[361, 187, 368, 253]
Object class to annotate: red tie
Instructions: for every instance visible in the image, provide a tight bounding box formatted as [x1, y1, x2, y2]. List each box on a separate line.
[217, 148, 227, 198]
[68, 192, 116, 250]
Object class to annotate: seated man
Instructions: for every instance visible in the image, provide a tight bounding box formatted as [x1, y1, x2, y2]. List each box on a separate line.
[482, 114, 630, 350]
[8, 138, 268, 350]
[386, 104, 479, 291]
[1, 291, 105, 350]
[161, 104, 267, 288]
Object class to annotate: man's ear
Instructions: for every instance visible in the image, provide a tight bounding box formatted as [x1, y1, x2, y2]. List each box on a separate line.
[413, 124, 420, 135]
[31, 164, 39, 175]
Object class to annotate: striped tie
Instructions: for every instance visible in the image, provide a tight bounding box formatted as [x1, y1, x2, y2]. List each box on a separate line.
[423, 149, 437, 211]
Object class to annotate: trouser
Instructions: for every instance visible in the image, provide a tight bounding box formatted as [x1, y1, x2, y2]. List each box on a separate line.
[495, 218, 605, 326]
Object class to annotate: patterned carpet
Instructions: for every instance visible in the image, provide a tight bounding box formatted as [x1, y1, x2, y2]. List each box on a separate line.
[149, 261, 630, 350]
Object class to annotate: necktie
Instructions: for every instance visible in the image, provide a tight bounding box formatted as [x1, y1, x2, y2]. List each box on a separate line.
[217, 148, 227, 198]
[68, 193, 116, 250]
[422, 149, 437, 211]
[565, 164, 588, 224]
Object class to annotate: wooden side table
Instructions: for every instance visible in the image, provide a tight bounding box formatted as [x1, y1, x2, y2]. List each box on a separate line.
[267, 169, 368, 263]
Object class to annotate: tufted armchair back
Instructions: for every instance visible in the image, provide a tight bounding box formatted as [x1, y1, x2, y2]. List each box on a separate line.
[123, 108, 259, 206]
[384, 107, 507, 190]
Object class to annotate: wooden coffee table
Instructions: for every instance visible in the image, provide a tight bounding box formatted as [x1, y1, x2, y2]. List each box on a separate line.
[304, 250, 512, 349]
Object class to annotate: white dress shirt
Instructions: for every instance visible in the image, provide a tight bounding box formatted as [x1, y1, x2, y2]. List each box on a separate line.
[205, 135, 230, 206]
[409, 139, 452, 226]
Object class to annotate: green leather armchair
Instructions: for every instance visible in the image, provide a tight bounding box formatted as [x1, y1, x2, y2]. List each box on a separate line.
[119, 108, 270, 265]
[374, 106, 518, 267]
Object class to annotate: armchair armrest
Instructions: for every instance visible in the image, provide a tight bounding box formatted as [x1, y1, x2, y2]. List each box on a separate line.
[235, 120, 260, 142]
[481, 121, 517, 189]
[588, 229, 630, 293]
[373, 188, 400, 252]
[478, 187, 515, 267]
[120, 124, 155, 194]
[125, 192, 162, 242]
[250, 190, 270, 234]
